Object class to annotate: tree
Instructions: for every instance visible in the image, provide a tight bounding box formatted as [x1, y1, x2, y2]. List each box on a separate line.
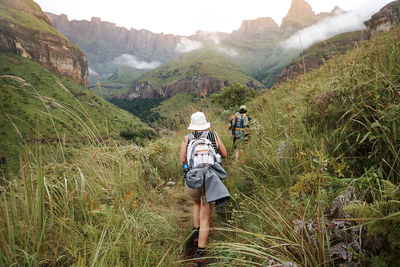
[211, 82, 255, 110]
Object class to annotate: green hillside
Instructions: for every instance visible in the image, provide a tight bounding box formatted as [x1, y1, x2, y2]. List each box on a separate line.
[133, 47, 263, 89]
[224, 33, 291, 79]
[208, 27, 400, 265]
[104, 65, 147, 87]
[293, 31, 363, 63]
[0, 2, 61, 37]
[90, 65, 148, 97]
[106, 48, 262, 122]
[0, 52, 153, 172]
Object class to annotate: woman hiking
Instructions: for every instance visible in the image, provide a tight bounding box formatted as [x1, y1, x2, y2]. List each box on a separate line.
[180, 112, 228, 266]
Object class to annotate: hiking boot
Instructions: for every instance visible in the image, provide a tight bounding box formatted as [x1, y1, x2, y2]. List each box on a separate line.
[194, 247, 205, 266]
[193, 227, 199, 248]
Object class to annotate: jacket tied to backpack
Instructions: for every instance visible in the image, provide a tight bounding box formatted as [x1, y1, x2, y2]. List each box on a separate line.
[185, 163, 230, 212]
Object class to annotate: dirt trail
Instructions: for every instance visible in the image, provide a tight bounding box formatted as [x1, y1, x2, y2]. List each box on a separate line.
[161, 184, 227, 266]
[160, 185, 197, 265]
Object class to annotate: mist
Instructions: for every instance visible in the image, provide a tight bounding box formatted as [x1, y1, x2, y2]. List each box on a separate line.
[217, 47, 239, 57]
[196, 31, 240, 57]
[113, 54, 161, 69]
[175, 37, 203, 53]
[88, 67, 99, 76]
[282, 0, 394, 50]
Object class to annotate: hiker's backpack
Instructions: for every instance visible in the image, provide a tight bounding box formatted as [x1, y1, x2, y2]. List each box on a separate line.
[186, 131, 218, 168]
[232, 113, 249, 131]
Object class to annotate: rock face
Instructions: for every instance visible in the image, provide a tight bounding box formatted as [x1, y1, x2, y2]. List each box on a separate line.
[232, 17, 279, 39]
[284, 0, 315, 19]
[364, 0, 400, 39]
[279, 58, 322, 82]
[281, 0, 315, 32]
[44, 0, 346, 98]
[46, 14, 179, 61]
[0, 0, 89, 86]
[46, 13, 180, 80]
[123, 74, 227, 99]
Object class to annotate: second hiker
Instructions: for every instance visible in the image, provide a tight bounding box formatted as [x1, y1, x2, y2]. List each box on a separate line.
[228, 105, 251, 160]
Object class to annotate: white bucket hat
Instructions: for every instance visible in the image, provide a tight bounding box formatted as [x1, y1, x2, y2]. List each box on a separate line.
[188, 112, 210, 130]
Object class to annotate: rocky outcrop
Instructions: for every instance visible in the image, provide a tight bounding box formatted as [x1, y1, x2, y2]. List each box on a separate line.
[232, 17, 279, 39]
[281, 0, 315, 32]
[364, 0, 400, 39]
[279, 58, 322, 82]
[123, 74, 227, 99]
[284, 0, 315, 19]
[0, 1, 89, 86]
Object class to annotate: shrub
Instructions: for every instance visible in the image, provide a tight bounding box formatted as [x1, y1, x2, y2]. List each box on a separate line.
[212, 82, 255, 110]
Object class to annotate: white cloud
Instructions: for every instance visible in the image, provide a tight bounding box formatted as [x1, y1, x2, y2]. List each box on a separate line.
[282, 0, 393, 50]
[88, 67, 99, 76]
[175, 38, 203, 53]
[196, 31, 239, 57]
[197, 31, 221, 44]
[218, 47, 239, 57]
[113, 54, 161, 69]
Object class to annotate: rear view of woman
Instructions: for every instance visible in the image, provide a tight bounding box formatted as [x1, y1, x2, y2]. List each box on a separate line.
[180, 112, 227, 266]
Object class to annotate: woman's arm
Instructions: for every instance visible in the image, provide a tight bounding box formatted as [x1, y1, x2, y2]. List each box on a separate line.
[179, 135, 189, 167]
[215, 132, 227, 158]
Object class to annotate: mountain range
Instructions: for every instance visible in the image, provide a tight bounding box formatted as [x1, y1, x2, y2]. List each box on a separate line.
[46, 0, 343, 98]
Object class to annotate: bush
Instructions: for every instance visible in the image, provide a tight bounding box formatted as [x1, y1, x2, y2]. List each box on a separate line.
[212, 82, 255, 110]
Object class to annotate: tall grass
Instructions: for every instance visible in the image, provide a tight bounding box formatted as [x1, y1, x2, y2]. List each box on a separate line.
[208, 28, 400, 266]
[0, 78, 187, 266]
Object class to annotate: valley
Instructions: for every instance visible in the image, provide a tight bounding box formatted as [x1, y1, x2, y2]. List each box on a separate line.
[0, 0, 399, 266]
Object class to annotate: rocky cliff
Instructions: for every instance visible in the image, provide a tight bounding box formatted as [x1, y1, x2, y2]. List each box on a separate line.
[43, 0, 344, 99]
[364, 0, 400, 39]
[45, 13, 180, 80]
[232, 17, 279, 40]
[280, 0, 315, 32]
[123, 74, 228, 99]
[279, 58, 322, 82]
[0, 0, 88, 86]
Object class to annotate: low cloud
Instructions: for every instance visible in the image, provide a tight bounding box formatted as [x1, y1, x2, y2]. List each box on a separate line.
[175, 37, 203, 53]
[197, 31, 221, 45]
[88, 67, 99, 76]
[282, 0, 393, 50]
[217, 46, 239, 57]
[113, 54, 161, 69]
[198, 31, 239, 57]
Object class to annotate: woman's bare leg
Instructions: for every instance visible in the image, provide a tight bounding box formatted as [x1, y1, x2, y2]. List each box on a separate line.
[193, 199, 201, 228]
[198, 203, 213, 248]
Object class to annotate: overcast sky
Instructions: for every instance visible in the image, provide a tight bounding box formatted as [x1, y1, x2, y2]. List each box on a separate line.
[35, 0, 393, 36]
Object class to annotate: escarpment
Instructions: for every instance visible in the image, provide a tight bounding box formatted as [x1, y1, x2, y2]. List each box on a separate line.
[0, 0, 89, 86]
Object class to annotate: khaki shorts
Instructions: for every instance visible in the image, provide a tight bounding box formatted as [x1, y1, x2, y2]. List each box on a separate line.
[185, 183, 206, 203]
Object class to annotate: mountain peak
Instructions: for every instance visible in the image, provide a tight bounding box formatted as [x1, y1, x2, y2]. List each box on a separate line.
[232, 17, 278, 39]
[285, 0, 315, 20]
[331, 6, 344, 15]
[280, 0, 316, 32]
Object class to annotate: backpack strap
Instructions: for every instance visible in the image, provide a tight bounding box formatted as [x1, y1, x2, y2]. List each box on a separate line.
[186, 131, 210, 151]
[188, 133, 195, 142]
